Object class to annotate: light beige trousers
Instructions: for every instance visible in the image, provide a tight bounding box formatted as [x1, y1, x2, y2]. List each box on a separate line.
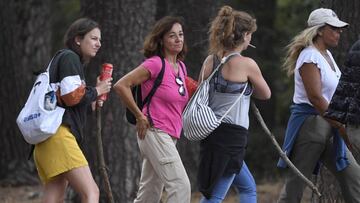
[134, 128, 191, 203]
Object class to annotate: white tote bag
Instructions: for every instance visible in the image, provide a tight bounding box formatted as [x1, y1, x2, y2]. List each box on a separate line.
[16, 56, 65, 144]
[182, 53, 247, 141]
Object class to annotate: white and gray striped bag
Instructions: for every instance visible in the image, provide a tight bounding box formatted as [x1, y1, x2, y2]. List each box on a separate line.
[182, 53, 247, 141]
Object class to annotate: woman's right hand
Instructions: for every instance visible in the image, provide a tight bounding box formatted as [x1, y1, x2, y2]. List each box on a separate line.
[96, 76, 113, 95]
[136, 114, 150, 139]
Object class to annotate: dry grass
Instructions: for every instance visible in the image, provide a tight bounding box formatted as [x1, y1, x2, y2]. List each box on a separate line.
[0, 185, 42, 203]
[1, 180, 317, 203]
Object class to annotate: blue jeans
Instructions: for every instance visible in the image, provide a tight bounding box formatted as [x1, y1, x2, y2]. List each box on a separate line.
[200, 162, 256, 203]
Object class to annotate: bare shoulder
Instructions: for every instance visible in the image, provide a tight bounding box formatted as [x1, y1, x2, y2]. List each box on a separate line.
[228, 55, 258, 70]
[240, 56, 257, 67]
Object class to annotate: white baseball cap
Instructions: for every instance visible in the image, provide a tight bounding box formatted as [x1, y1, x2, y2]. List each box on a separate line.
[307, 8, 348, 28]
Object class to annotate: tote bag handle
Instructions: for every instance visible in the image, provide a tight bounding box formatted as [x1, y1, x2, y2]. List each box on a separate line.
[200, 52, 241, 83]
[200, 52, 248, 122]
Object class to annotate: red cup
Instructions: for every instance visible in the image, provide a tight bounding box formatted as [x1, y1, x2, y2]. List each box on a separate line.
[97, 63, 113, 107]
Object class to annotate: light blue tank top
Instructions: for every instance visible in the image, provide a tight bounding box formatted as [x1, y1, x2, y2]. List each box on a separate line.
[209, 63, 253, 129]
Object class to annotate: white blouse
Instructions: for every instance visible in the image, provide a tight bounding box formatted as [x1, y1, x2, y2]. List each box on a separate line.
[293, 46, 341, 105]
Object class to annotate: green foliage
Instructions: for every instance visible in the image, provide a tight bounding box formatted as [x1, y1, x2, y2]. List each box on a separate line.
[276, 0, 319, 40]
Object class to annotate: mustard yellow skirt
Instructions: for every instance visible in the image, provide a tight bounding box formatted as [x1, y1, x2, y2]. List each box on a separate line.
[34, 125, 88, 184]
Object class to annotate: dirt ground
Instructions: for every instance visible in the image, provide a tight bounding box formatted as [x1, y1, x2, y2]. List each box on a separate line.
[0, 181, 314, 203]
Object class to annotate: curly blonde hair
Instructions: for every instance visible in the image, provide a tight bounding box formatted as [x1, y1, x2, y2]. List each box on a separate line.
[208, 5, 257, 56]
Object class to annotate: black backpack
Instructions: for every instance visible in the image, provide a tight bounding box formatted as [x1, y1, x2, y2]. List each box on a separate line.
[126, 57, 165, 125]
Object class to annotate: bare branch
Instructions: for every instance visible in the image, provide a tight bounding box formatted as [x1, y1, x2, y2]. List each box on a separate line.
[96, 108, 115, 203]
[251, 101, 321, 197]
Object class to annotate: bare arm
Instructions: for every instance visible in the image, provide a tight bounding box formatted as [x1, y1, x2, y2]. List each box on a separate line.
[246, 58, 271, 100]
[300, 63, 329, 114]
[113, 65, 150, 139]
[199, 55, 271, 100]
[300, 63, 349, 144]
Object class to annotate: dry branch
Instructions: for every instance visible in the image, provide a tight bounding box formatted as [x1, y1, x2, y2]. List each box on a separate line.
[96, 107, 115, 203]
[251, 101, 321, 197]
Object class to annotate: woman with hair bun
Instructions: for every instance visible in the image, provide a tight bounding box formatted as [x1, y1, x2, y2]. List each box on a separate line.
[197, 5, 271, 203]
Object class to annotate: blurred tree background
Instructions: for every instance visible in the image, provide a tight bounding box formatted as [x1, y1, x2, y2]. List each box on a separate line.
[1, 0, 359, 202]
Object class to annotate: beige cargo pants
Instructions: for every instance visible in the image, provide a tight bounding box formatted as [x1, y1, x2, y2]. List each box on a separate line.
[134, 128, 191, 203]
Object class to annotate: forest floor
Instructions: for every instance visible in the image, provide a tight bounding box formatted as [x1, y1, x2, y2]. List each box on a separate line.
[0, 180, 314, 203]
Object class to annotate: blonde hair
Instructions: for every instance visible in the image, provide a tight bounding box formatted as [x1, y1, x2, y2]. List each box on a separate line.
[208, 5, 257, 56]
[283, 25, 322, 76]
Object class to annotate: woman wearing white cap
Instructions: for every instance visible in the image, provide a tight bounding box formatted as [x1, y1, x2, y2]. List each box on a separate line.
[277, 8, 360, 202]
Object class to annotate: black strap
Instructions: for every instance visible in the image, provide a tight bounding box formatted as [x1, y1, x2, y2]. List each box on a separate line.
[178, 61, 186, 77]
[144, 57, 165, 126]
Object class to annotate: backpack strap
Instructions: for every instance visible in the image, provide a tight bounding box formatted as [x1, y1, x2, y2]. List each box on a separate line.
[143, 57, 165, 126]
[206, 52, 240, 82]
[178, 61, 186, 77]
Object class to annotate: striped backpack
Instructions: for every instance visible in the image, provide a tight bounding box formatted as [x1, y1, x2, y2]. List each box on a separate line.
[182, 53, 247, 141]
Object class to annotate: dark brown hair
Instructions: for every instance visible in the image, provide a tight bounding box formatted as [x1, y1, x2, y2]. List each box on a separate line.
[143, 16, 187, 60]
[63, 18, 100, 55]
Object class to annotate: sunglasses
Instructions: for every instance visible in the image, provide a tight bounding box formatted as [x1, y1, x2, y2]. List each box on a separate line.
[326, 24, 343, 32]
[175, 76, 185, 96]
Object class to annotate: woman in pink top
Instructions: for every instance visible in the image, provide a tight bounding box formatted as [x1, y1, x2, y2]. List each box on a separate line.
[114, 16, 191, 203]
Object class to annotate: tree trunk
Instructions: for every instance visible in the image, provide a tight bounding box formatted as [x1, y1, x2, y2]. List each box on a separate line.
[80, 0, 156, 202]
[0, 0, 51, 185]
[316, 1, 360, 202]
